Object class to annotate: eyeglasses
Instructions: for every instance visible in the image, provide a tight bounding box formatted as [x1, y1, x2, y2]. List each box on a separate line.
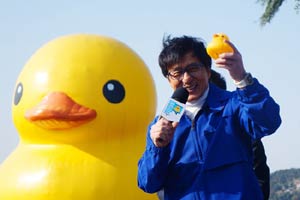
[167, 63, 205, 81]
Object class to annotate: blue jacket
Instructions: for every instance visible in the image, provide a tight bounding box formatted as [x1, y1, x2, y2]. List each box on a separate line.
[138, 79, 281, 200]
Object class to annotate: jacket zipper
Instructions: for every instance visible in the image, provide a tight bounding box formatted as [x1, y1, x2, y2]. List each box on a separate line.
[191, 110, 204, 161]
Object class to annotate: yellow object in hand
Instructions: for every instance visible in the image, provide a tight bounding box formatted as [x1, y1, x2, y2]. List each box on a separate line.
[206, 33, 234, 60]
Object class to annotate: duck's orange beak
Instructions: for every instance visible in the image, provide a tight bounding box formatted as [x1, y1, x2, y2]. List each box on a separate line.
[25, 92, 97, 130]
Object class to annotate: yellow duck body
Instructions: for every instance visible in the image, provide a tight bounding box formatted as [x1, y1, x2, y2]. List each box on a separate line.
[206, 33, 234, 60]
[0, 34, 157, 199]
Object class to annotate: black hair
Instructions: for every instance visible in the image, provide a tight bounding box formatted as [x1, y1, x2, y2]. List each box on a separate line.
[158, 35, 212, 77]
[210, 69, 227, 90]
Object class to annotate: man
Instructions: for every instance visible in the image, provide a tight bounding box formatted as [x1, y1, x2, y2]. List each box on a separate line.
[137, 35, 281, 199]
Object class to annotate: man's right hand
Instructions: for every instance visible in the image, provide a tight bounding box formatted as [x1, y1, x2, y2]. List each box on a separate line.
[150, 117, 178, 148]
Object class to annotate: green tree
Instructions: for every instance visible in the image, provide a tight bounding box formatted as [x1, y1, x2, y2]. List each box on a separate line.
[258, 0, 300, 26]
[269, 168, 300, 200]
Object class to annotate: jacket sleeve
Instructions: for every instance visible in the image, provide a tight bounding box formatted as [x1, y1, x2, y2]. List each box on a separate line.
[137, 118, 171, 193]
[235, 78, 281, 139]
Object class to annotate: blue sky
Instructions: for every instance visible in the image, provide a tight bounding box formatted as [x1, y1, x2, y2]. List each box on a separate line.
[1, 0, 299, 172]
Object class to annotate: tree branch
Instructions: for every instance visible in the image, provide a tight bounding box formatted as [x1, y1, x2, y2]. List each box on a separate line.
[259, 0, 285, 26]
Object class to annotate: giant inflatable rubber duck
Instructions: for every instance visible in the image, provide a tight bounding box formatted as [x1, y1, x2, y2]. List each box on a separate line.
[0, 34, 157, 199]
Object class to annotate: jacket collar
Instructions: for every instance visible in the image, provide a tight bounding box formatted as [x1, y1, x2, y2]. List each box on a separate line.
[203, 83, 232, 111]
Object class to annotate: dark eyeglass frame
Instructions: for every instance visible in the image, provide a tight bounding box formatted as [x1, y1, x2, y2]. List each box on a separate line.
[167, 62, 205, 81]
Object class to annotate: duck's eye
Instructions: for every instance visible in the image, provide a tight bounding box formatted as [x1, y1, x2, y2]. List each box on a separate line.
[14, 83, 23, 105]
[103, 80, 125, 103]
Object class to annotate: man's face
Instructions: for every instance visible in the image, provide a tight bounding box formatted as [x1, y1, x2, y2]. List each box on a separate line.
[167, 52, 211, 102]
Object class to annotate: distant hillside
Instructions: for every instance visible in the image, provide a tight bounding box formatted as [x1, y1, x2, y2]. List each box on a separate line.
[270, 168, 300, 200]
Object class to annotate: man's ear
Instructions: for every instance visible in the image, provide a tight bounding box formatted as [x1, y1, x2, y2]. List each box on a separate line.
[207, 68, 211, 79]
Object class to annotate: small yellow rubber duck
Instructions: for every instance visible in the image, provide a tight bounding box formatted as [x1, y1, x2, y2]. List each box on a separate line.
[0, 34, 157, 199]
[206, 33, 234, 59]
